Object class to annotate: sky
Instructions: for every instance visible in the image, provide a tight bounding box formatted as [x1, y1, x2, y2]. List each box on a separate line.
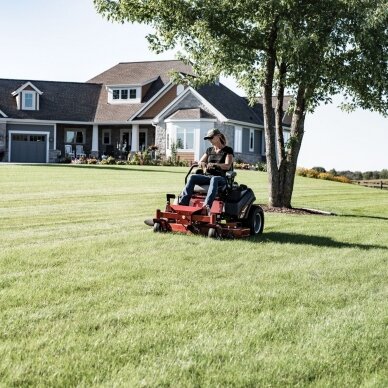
[0, 0, 386, 172]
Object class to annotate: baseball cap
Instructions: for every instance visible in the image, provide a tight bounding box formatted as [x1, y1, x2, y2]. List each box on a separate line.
[204, 128, 221, 140]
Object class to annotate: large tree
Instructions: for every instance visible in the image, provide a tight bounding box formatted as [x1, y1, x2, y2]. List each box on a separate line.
[94, 0, 387, 207]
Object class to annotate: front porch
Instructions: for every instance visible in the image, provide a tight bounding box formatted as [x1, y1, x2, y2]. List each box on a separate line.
[57, 123, 155, 161]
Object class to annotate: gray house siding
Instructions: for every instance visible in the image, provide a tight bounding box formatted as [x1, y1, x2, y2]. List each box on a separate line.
[233, 127, 264, 164]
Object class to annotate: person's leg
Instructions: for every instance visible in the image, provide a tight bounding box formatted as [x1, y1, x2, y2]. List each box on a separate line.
[203, 176, 226, 208]
[179, 174, 211, 205]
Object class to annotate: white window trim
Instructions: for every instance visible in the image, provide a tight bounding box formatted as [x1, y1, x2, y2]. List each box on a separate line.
[107, 86, 141, 104]
[249, 128, 255, 152]
[102, 129, 111, 145]
[234, 126, 242, 153]
[8, 130, 50, 163]
[22, 91, 37, 110]
[65, 128, 86, 144]
[176, 128, 195, 151]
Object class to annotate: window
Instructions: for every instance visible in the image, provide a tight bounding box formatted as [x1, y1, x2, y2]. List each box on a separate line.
[283, 130, 290, 147]
[249, 129, 254, 152]
[110, 87, 139, 103]
[177, 128, 194, 150]
[121, 90, 128, 99]
[0, 129, 5, 149]
[12, 134, 44, 142]
[65, 129, 85, 144]
[166, 133, 170, 150]
[113, 90, 120, 100]
[234, 127, 242, 153]
[30, 135, 44, 142]
[102, 129, 111, 145]
[22, 91, 36, 110]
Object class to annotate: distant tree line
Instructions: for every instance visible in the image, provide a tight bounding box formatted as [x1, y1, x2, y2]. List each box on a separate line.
[311, 167, 388, 181]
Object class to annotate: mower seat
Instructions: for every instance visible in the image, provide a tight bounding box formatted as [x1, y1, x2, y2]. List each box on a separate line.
[193, 170, 236, 194]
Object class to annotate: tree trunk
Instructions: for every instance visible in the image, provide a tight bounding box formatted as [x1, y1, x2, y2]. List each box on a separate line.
[282, 86, 307, 206]
[274, 62, 288, 206]
[261, 20, 308, 209]
[265, 78, 307, 208]
[262, 20, 280, 207]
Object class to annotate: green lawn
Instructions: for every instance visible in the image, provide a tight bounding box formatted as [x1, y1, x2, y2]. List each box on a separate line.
[0, 164, 387, 387]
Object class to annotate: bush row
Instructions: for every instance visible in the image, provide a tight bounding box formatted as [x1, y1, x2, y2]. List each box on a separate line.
[311, 167, 388, 180]
[297, 168, 352, 183]
[68, 152, 191, 167]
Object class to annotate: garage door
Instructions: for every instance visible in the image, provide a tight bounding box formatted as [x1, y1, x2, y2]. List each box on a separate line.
[10, 134, 47, 163]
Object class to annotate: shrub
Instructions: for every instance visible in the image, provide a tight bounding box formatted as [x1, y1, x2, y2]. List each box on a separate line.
[234, 162, 251, 170]
[318, 172, 333, 180]
[72, 156, 87, 165]
[100, 156, 116, 165]
[256, 162, 267, 172]
[306, 169, 319, 179]
[297, 168, 352, 184]
[296, 167, 309, 177]
[312, 166, 326, 173]
[333, 175, 352, 184]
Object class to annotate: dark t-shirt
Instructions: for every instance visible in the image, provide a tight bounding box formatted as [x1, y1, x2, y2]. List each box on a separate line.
[205, 146, 234, 176]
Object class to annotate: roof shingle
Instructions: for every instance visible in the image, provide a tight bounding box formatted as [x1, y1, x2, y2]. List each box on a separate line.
[0, 79, 101, 122]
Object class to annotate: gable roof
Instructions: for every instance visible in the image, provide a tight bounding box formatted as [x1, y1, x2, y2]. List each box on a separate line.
[166, 108, 216, 120]
[255, 95, 293, 127]
[87, 60, 193, 85]
[88, 60, 194, 122]
[11, 81, 43, 96]
[0, 79, 101, 121]
[196, 83, 264, 126]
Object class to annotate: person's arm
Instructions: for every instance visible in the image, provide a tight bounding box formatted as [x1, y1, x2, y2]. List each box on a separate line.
[198, 153, 208, 169]
[207, 153, 234, 171]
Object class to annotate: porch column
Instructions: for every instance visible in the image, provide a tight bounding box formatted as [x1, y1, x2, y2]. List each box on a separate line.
[91, 124, 99, 157]
[131, 124, 139, 152]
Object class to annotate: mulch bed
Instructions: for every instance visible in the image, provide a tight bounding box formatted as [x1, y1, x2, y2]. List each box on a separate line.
[260, 205, 336, 216]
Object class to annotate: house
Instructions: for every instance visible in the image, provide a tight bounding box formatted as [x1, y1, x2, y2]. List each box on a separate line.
[0, 60, 290, 164]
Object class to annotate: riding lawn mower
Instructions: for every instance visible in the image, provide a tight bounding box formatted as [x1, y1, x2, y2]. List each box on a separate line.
[145, 164, 264, 239]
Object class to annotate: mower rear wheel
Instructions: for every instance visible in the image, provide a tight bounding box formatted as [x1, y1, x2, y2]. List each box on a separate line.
[246, 206, 264, 235]
[153, 222, 162, 232]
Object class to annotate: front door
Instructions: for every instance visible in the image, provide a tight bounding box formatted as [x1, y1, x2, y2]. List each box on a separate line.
[121, 131, 131, 152]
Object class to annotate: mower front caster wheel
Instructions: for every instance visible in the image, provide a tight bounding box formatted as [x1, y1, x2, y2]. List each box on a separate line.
[153, 222, 162, 232]
[208, 227, 218, 238]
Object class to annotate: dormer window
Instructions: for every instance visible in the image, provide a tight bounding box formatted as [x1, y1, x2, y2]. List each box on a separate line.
[107, 85, 140, 104]
[22, 91, 36, 110]
[112, 88, 137, 100]
[12, 82, 43, 111]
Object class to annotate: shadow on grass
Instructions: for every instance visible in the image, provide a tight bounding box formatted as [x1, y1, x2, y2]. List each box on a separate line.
[340, 214, 388, 221]
[251, 231, 387, 250]
[21, 163, 184, 174]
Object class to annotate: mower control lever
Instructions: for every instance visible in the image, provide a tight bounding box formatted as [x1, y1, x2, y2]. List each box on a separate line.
[184, 163, 199, 184]
[166, 194, 176, 204]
